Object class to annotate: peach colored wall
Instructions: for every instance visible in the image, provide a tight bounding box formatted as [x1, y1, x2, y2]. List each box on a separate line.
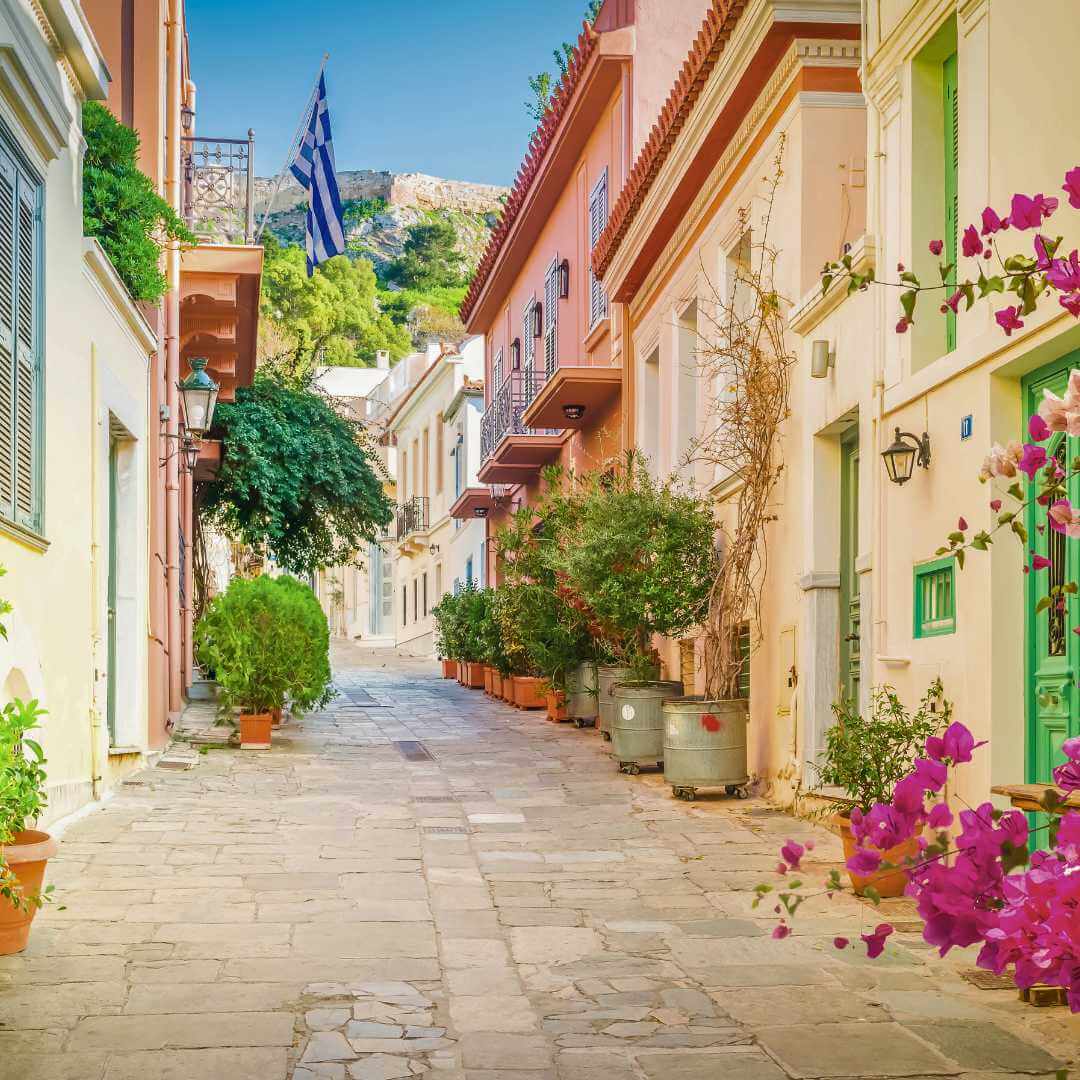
[630, 0, 714, 159]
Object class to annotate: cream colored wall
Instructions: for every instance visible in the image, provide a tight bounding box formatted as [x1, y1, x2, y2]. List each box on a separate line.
[0, 0, 152, 824]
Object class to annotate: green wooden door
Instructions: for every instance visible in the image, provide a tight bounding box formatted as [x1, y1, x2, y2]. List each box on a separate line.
[840, 430, 861, 705]
[1024, 360, 1080, 810]
[106, 437, 118, 745]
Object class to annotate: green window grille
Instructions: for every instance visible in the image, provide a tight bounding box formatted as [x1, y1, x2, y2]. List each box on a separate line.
[943, 50, 959, 353]
[737, 622, 751, 699]
[914, 557, 956, 638]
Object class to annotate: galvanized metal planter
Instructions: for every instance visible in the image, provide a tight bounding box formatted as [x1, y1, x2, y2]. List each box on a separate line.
[611, 681, 684, 773]
[596, 665, 634, 741]
[662, 697, 750, 800]
[568, 660, 598, 728]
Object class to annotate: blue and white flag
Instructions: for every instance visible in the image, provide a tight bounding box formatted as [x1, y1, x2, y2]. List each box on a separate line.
[290, 74, 345, 275]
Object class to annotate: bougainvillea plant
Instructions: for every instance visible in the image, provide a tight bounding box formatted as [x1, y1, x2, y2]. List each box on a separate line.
[823, 165, 1080, 340]
[761, 167, 1080, 1012]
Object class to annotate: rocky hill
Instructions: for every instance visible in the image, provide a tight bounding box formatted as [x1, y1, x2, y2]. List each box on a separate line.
[256, 170, 507, 275]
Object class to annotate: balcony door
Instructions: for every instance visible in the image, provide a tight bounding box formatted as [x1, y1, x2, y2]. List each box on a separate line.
[839, 428, 860, 706]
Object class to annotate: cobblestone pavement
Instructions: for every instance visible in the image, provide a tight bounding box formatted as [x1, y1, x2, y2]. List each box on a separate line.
[1, 642, 1077, 1079]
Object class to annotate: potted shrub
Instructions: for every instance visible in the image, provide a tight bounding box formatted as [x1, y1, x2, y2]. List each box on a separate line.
[195, 575, 329, 748]
[0, 697, 55, 955]
[490, 585, 545, 709]
[550, 457, 716, 751]
[816, 682, 948, 897]
[454, 586, 488, 689]
[432, 592, 464, 683]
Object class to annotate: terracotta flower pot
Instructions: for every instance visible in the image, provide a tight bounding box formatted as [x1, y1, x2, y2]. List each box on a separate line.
[239, 712, 273, 750]
[834, 812, 921, 898]
[464, 663, 485, 689]
[441, 659, 457, 679]
[491, 671, 503, 699]
[0, 830, 58, 955]
[270, 707, 284, 727]
[513, 676, 546, 710]
[546, 690, 568, 722]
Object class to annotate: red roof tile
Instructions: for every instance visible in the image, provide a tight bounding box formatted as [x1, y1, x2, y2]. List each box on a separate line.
[459, 22, 599, 325]
[592, 0, 746, 281]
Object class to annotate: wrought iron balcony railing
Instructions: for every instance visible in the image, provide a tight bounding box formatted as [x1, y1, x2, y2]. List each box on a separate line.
[479, 369, 559, 463]
[396, 496, 430, 540]
[181, 132, 256, 245]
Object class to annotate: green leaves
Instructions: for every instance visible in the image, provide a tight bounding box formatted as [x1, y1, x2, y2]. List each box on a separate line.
[202, 371, 393, 574]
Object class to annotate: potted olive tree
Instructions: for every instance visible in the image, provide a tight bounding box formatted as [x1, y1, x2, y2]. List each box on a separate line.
[816, 682, 948, 896]
[552, 456, 715, 765]
[0, 696, 55, 955]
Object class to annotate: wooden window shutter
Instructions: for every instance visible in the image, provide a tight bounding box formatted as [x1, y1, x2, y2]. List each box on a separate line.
[435, 412, 443, 494]
[0, 150, 16, 520]
[492, 347, 503, 392]
[14, 172, 38, 529]
[588, 170, 609, 328]
[943, 52, 959, 353]
[544, 257, 558, 377]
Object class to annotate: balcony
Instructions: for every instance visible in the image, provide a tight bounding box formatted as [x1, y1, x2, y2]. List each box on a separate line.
[179, 129, 263, 437]
[478, 370, 565, 485]
[395, 496, 430, 556]
[519, 349, 622, 431]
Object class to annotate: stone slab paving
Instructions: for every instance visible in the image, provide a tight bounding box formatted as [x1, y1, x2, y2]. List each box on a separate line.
[0, 640, 1076, 1079]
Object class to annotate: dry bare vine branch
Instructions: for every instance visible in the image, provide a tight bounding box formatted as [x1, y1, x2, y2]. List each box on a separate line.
[690, 137, 794, 699]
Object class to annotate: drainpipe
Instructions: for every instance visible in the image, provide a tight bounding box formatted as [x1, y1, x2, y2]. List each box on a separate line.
[165, 0, 183, 718]
[88, 344, 104, 798]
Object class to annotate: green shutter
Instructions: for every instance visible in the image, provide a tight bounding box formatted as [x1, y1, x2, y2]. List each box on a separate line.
[914, 557, 956, 638]
[0, 149, 15, 520]
[14, 173, 39, 531]
[943, 51, 959, 353]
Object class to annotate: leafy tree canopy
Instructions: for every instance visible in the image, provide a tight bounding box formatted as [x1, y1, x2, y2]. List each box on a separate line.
[258, 233, 410, 369]
[81, 102, 193, 302]
[525, 1, 602, 123]
[201, 365, 393, 574]
[386, 219, 466, 291]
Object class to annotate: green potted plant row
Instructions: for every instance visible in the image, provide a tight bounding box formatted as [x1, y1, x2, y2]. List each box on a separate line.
[195, 575, 333, 748]
[814, 681, 948, 897]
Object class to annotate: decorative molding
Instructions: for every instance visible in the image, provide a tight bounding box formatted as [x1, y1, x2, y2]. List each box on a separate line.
[0, 513, 49, 552]
[788, 234, 877, 335]
[36, 0, 109, 100]
[864, 0, 954, 103]
[796, 90, 864, 109]
[957, 0, 989, 37]
[83, 238, 158, 357]
[854, 553, 873, 575]
[798, 571, 840, 591]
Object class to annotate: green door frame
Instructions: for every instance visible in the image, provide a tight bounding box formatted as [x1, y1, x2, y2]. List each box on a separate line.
[839, 428, 861, 705]
[106, 437, 118, 745]
[1023, 356, 1080, 821]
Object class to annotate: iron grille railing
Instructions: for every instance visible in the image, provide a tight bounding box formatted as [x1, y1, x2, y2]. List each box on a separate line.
[479, 370, 559, 464]
[396, 496, 429, 540]
[178, 526, 187, 607]
[181, 132, 256, 245]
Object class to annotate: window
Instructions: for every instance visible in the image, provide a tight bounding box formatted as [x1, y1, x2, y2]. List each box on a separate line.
[465, 556, 473, 588]
[402, 585, 407, 626]
[400, 449, 407, 502]
[422, 572, 428, 617]
[0, 145, 42, 533]
[914, 557, 956, 637]
[492, 347, 503, 392]
[422, 426, 430, 499]
[544, 257, 559, 376]
[435, 413, 443, 494]
[943, 50, 959, 352]
[413, 578, 418, 622]
[588, 169, 609, 328]
[454, 431, 464, 498]
[435, 563, 442, 601]
[480, 541, 486, 587]
[522, 299, 536, 396]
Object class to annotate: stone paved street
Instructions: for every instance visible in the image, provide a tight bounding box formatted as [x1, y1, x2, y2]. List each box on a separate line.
[1, 643, 1077, 1080]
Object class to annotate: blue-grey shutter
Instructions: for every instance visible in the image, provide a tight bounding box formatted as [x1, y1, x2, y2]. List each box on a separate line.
[13, 170, 39, 530]
[544, 257, 558, 377]
[0, 150, 15, 520]
[588, 170, 608, 327]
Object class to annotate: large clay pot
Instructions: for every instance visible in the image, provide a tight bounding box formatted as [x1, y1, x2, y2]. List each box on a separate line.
[464, 663, 485, 689]
[546, 690, 568, 723]
[441, 659, 457, 679]
[0, 830, 58, 954]
[512, 676, 546, 710]
[483, 665, 494, 694]
[834, 813, 921, 898]
[239, 712, 273, 750]
[491, 670, 504, 699]
[662, 697, 749, 800]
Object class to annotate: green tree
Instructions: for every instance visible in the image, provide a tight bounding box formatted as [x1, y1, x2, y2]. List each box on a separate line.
[386, 219, 465, 290]
[200, 366, 393, 574]
[81, 102, 193, 302]
[259, 233, 410, 369]
[525, 1, 603, 123]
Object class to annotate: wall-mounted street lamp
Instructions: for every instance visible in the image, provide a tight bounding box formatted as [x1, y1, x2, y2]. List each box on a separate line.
[181, 102, 195, 132]
[428, 544, 441, 556]
[881, 427, 931, 485]
[558, 259, 570, 300]
[562, 404, 585, 421]
[474, 507, 489, 519]
[810, 340, 835, 379]
[181, 433, 200, 474]
[178, 357, 219, 437]
[510, 338, 522, 370]
[532, 303, 543, 339]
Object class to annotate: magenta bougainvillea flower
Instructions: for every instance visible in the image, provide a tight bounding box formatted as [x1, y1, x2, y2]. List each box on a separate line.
[925, 721, 979, 765]
[980, 205, 1007, 235]
[928, 239, 944, 256]
[1031, 554, 1053, 571]
[780, 840, 805, 871]
[895, 317, 911, 334]
[961, 224, 982, 258]
[861, 924, 894, 959]
[928, 801, 953, 829]
[1008, 192, 1058, 230]
[1028, 414, 1051, 442]
[1017, 442, 1048, 480]
[846, 848, 883, 876]
[772, 924, 790, 940]
[1061, 293, 1080, 318]
[994, 306, 1024, 336]
[1063, 166, 1080, 210]
[833, 937, 849, 950]
[1047, 249, 1080, 293]
[1052, 737, 1080, 792]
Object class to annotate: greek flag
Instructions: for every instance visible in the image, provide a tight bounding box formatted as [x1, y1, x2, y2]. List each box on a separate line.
[290, 74, 345, 275]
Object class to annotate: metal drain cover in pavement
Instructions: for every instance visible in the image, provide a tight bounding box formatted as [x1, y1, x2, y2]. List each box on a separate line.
[960, 969, 1016, 990]
[393, 741, 434, 761]
[424, 826, 468, 834]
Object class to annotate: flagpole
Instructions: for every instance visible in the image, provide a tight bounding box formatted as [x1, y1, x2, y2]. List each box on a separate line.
[253, 53, 330, 243]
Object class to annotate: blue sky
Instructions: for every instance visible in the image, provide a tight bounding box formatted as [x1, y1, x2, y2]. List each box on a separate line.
[185, 0, 591, 187]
